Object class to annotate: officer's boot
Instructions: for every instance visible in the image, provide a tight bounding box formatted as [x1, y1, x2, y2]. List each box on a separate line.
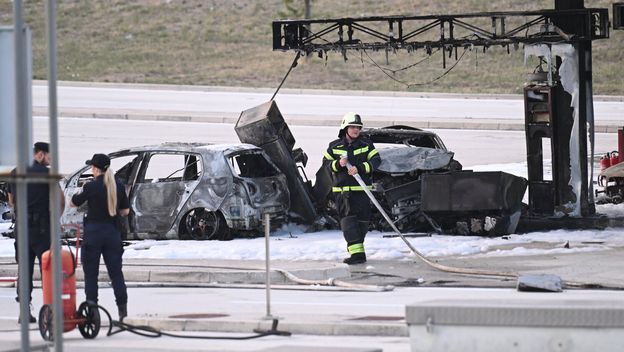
[118, 304, 127, 322]
[18, 303, 36, 324]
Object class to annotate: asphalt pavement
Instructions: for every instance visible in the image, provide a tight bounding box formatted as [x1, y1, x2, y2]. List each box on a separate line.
[2, 244, 624, 351]
[3, 82, 624, 350]
[32, 81, 624, 132]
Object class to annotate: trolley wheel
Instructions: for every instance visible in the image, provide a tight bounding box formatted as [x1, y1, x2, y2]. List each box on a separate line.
[77, 302, 101, 339]
[38, 305, 54, 341]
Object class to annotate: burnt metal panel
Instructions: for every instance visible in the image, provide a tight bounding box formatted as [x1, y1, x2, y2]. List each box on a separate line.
[259, 139, 317, 223]
[235, 101, 295, 150]
[421, 171, 527, 213]
[235, 102, 317, 223]
[377, 147, 453, 173]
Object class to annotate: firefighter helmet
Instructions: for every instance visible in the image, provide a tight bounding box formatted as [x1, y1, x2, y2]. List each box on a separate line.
[340, 112, 363, 130]
[338, 112, 363, 137]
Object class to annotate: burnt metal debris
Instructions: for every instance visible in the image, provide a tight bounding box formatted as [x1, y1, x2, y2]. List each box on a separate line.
[272, 8, 609, 56]
[235, 101, 318, 225]
[270, 1, 617, 233]
[235, 102, 528, 236]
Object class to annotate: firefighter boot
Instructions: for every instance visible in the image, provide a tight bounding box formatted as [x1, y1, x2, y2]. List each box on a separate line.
[343, 252, 366, 265]
[118, 304, 127, 322]
[341, 216, 365, 264]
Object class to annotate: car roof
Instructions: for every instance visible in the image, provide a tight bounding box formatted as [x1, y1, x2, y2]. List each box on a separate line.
[362, 125, 446, 150]
[108, 142, 261, 157]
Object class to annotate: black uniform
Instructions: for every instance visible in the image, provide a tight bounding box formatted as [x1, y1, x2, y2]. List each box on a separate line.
[324, 135, 381, 260]
[9, 161, 51, 303]
[72, 175, 129, 307]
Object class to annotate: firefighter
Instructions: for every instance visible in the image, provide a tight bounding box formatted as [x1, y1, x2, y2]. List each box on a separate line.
[324, 112, 381, 265]
[8, 142, 65, 323]
[70, 153, 129, 321]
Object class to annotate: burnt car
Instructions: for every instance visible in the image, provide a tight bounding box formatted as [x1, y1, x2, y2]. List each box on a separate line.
[314, 125, 526, 236]
[313, 125, 462, 232]
[61, 143, 290, 240]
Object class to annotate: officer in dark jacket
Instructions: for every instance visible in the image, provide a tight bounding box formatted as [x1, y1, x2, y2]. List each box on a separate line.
[8, 142, 64, 323]
[71, 153, 130, 321]
[323, 113, 381, 265]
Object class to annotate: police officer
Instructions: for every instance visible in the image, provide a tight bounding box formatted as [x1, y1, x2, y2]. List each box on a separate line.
[70, 153, 130, 321]
[323, 113, 381, 265]
[7, 142, 64, 323]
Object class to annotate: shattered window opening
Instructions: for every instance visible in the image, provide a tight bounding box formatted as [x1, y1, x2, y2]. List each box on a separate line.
[141, 153, 203, 183]
[229, 153, 280, 178]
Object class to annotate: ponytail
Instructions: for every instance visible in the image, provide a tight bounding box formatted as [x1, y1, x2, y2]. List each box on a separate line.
[102, 168, 117, 217]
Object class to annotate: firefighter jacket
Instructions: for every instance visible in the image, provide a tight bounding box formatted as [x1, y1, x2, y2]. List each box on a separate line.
[323, 135, 381, 192]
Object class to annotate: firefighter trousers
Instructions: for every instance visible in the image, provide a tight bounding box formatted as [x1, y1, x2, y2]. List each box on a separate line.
[336, 191, 371, 248]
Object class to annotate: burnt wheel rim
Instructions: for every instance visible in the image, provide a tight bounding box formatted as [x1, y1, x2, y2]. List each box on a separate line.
[78, 302, 100, 339]
[38, 305, 53, 341]
[186, 209, 220, 240]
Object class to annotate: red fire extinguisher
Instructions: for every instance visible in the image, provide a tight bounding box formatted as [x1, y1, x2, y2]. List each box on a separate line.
[600, 153, 611, 171]
[610, 151, 619, 167]
[38, 226, 100, 341]
[40, 246, 78, 332]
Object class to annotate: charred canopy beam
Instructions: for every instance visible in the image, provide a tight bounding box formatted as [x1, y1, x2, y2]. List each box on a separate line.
[272, 9, 609, 54]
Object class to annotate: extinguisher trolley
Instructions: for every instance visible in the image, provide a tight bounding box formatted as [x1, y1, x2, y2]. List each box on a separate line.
[38, 224, 101, 341]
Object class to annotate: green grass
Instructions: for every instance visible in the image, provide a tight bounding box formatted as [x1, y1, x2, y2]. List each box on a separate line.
[0, 0, 622, 95]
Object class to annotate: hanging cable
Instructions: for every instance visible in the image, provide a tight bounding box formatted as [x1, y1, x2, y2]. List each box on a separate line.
[362, 46, 469, 88]
[270, 51, 301, 101]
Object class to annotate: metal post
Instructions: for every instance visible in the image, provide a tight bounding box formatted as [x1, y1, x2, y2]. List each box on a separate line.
[263, 212, 272, 319]
[12, 0, 31, 350]
[46, 0, 63, 349]
[618, 127, 624, 163]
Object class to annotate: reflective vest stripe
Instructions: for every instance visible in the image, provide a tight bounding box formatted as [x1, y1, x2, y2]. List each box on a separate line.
[332, 149, 347, 156]
[323, 151, 335, 160]
[332, 185, 374, 192]
[331, 160, 339, 172]
[353, 146, 369, 156]
[348, 243, 365, 255]
[362, 161, 371, 173]
[367, 149, 379, 160]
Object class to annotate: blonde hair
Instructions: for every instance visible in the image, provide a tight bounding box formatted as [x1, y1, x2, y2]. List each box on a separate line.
[102, 167, 117, 217]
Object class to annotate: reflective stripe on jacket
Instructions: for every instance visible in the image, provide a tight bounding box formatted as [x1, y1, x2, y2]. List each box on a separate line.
[323, 135, 381, 191]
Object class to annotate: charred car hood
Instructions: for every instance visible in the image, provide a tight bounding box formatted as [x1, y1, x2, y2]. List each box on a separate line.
[377, 147, 455, 173]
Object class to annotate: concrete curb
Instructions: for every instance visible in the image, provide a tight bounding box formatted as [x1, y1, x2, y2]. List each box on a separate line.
[0, 258, 351, 286]
[33, 80, 624, 102]
[126, 313, 408, 337]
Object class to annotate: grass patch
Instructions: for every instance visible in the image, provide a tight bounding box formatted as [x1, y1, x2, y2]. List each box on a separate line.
[0, 0, 622, 95]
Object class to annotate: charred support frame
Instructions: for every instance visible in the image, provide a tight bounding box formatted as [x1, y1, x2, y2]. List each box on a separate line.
[272, 2, 610, 221]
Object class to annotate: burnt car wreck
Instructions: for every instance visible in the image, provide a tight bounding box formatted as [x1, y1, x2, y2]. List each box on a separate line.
[236, 101, 528, 236]
[61, 143, 289, 240]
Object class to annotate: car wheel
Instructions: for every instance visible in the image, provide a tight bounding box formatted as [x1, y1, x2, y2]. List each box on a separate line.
[184, 209, 228, 240]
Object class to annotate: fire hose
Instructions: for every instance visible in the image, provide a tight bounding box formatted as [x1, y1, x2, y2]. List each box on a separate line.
[343, 159, 519, 279]
[344, 159, 596, 288]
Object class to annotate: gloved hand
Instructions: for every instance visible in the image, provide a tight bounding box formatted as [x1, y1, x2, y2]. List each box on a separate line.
[2, 209, 14, 221]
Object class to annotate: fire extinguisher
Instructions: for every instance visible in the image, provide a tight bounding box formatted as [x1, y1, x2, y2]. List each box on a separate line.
[610, 151, 619, 167]
[40, 247, 77, 332]
[600, 153, 611, 171]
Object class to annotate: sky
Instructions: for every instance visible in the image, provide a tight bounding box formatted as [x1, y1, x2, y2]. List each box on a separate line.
[2, 162, 623, 262]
